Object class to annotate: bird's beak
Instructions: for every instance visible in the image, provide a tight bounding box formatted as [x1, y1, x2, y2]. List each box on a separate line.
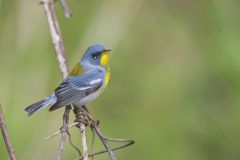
[102, 49, 111, 55]
[103, 49, 111, 53]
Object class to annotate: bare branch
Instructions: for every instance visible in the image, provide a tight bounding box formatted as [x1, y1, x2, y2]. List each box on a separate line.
[76, 139, 134, 160]
[40, 0, 68, 78]
[0, 104, 16, 160]
[79, 107, 116, 160]
[79, 119, 88, 160]
[59, 0, 72, 18]
[39, 0, 88, 159]
[57, 105, 71, 160]
[76, 121, 135, 160]
[67, 129, 81, 156]
[45, 122, 78, 140]
[73, 106, 89, 160]
[92, 123, 116, 160]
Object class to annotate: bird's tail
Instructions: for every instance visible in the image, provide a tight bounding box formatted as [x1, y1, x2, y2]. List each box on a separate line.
[24, 94, 57, 116]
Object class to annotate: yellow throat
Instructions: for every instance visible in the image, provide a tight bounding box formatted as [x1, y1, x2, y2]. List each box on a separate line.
[100, 51, 110, 86]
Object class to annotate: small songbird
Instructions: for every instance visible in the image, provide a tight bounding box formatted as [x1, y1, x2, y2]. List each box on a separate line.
[25, 44, 111, 116]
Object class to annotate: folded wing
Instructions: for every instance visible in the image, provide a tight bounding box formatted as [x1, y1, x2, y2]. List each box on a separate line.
[49, 70, 104, 111]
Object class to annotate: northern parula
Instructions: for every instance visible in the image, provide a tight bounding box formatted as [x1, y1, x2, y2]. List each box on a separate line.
[25, 44, 111, 116]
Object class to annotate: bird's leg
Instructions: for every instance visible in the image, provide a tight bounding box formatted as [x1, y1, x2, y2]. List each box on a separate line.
[73, 106, 89, 127]
[80, 105, 100, 127]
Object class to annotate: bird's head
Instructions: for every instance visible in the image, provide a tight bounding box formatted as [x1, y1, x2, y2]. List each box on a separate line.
[80, 44, 111, 68]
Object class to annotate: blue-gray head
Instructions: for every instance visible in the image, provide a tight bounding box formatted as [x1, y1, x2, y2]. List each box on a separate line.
[81, 44, 110, 67]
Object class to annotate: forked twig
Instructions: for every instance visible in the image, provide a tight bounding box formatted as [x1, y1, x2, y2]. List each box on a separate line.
[45, 122, 79, 140]
[0, 104, 16, 160]
[75, 108, 135, 160]
[93, 124, 116, 160]
[91, 121, 134, 160]
[44, 114, 135, 160]
[76, 123, 135, 160]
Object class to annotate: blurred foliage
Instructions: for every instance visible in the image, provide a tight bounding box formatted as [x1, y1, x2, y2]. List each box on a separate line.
[1, 0, 240, 159]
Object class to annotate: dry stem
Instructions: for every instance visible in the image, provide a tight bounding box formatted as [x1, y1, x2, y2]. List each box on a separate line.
[79, 121, 88, 160]
[0, 104, 16, 160]
[76, 119, 135, 160]
[59, 0, 72, 18]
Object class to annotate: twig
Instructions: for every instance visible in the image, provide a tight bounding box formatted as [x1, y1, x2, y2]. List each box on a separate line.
[45, 113, 134, 160]
[45, 122, 79, 140]
[59, 0, 72, 18]
[39, 0, 88, 159]
[0, 104, 16, 160]
[73, 106, 89, 160]
[67, 129, 81, 156]
[80, 107, 116, 160]
[76, 121, 135, 160]
[90, 127, 95, 160]
[40, 0, 68, 78]
[79, 120, 88, 160]
[76, 139, 134, 160]
[75, 108, 135, 160]
[57, 105, 71, 160]
[94, 125, 116, 160]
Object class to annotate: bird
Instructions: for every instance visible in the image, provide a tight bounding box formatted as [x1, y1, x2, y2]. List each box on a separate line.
[25, 44, 111, 116]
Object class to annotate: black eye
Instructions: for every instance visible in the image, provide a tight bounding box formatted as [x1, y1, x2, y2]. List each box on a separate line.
[92, 52, 99, 59]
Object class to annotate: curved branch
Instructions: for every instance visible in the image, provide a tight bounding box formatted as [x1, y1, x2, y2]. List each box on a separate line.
[0, 104, 16, 160]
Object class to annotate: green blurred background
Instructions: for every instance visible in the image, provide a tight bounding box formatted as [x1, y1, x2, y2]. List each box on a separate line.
[1, 0, 240, 159]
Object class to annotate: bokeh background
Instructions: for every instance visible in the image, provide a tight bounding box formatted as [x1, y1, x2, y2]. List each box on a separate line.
[1, 0, 240, 159]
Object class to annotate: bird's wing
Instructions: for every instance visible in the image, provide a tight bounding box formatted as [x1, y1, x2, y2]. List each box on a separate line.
[49, 70, 104, 111]
[70, 63, 84, 76]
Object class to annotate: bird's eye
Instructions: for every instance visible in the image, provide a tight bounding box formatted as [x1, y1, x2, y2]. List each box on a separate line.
[92, 52, 98, 59]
